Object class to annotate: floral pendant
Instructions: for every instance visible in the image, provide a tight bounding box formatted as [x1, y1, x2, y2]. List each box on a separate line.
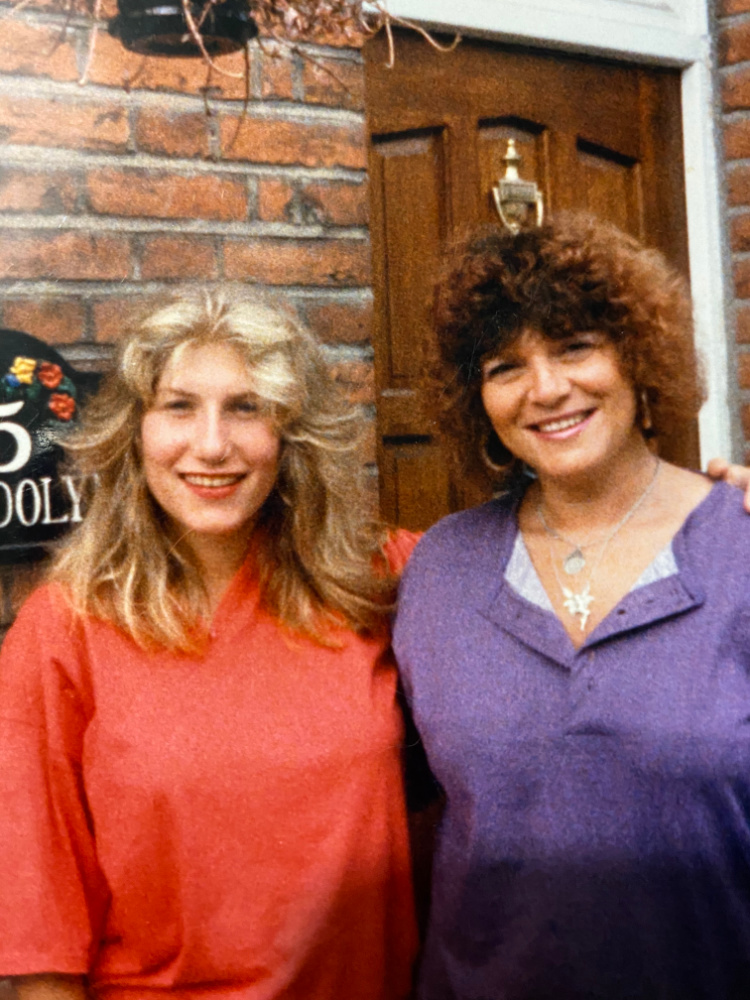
[562, 583, 594, 630]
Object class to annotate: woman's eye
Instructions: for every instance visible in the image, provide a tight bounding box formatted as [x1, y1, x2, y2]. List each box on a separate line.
[563, 338, 596, 356]
[231, 399, 259, 415]
[164, 399, 193, 412]
[483, 360, 517, 380]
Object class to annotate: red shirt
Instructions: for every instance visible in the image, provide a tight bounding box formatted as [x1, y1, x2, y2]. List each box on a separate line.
[0, 532, 418, 999]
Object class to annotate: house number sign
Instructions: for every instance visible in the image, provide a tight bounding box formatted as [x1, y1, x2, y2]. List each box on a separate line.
[0, 330, 101, 563]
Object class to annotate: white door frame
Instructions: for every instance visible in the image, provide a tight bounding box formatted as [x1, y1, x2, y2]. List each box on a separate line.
[386, 0, 731, 464]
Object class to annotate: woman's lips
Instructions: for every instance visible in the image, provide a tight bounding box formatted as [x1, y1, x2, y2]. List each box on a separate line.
[530, 410, 595, 440]
[180, 473, 246, 499]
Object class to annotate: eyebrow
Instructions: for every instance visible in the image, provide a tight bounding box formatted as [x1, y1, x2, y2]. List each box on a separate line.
[157, 387, 259, 403]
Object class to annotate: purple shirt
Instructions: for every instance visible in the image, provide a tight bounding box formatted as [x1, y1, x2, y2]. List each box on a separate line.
[395, 482, 750, 1000]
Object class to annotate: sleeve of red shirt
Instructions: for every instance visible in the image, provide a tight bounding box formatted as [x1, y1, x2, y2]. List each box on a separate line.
[383, 528, 422, 576]
[0, 586, 109, 976]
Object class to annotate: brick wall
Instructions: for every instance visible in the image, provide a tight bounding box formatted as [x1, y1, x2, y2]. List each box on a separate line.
[0, 1, 374, 643]
[719, 0, 750, 461]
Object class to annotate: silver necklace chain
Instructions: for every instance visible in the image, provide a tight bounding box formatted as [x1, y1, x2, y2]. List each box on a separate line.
[538, 457, 661, 631]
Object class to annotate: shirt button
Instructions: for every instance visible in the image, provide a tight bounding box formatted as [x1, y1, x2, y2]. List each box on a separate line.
[587, 678, 595, 691]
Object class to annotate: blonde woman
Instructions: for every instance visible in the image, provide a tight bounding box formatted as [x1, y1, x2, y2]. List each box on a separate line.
[0, 294, 418, 1000]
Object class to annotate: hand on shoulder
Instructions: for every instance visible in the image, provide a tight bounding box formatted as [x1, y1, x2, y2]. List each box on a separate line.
[707, 457, 750, 512]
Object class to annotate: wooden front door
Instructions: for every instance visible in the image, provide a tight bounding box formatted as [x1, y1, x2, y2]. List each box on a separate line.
[364, 32, 694, 531]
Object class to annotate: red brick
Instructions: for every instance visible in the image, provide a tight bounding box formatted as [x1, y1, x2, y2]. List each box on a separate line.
[302, 58, 365, 111]
[739, 351, 750, 389]
[141, 235, 218, 280]
[723, 118, 750, 160]
[0, 170, 78, 213]
[0, 231, 131, 280]
[300, 181, 368, 226]
[223, 238, 370, 285]
[734, 257, 750, 298]
[731, 213, 750, 251]
[85, 29, 251, 98]
[0, 19, 79, 82]
[328, 359, 375, 405]
[0, 95, 129, 153]
[720, 23, 750, 65]
[92, 296, 149, 343]
[220, 117, 366, 169]
[737, 305, 750, 342]
[257, 178, 295, 221]
[87, 169, 247, 221]
[3, 298, 86, 343]
[135, 109, 211, 158]
[727, 163, 750, 206]
[719, 0, 750, 15]
[260, 46, 294, 100]
[723, 67, 750, 111]
[304, 300, 372, 344]
[742, 402, 750, 440]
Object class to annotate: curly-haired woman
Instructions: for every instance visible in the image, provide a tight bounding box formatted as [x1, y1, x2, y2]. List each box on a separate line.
[0, 293, 418, 1000]
[395, 215, 750, 1000]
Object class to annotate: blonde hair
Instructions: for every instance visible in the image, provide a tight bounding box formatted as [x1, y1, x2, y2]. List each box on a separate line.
[49, 292, 392, 651]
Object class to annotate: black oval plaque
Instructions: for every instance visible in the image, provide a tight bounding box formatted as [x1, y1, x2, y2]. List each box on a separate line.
[0, 330, 101, 564]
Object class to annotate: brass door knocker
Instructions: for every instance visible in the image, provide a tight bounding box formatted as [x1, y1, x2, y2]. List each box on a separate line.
[492, 139, 544, 234]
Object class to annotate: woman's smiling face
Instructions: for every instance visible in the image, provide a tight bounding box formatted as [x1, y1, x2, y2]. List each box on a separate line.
[141, 341, 281, 560]
[480, 328, 641, 483]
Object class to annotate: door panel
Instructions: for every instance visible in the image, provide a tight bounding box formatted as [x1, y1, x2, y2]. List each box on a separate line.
[364, 33, 693, 530]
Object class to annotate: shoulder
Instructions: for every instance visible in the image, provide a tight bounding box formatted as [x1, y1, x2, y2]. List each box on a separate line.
[670, 480, 750, 595]
[1, 583, 93, 708]
[5, 582, 77, 641]
[383, 528, 423, 575]
[397, 495, 518, 614]
[681, 479, 749, 541]
[406, 495, 517, 575]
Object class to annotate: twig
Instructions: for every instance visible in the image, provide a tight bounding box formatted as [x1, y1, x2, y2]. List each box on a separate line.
[376, 6, 461, 56]
[179, 0, 247, 78]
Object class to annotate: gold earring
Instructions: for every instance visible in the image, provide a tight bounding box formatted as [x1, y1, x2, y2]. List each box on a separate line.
[481, 429, 513, 472]
[640, 388, 653, 432]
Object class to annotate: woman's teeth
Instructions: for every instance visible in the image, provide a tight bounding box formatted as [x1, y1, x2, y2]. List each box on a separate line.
[183, 474, 243, 487]
[536, 413, 588, 433]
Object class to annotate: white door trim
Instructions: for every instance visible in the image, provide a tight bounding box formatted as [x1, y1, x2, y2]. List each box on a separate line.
[385, 0, 732, 465]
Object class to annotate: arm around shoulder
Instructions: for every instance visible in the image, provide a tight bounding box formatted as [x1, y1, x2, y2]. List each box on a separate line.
[10, 976, 88, 1000]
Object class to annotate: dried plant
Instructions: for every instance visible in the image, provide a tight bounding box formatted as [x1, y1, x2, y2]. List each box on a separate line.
[10, 0, 460, 89]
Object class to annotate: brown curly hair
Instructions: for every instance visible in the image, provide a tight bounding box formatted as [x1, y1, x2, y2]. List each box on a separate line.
[430, 213, 705, 491]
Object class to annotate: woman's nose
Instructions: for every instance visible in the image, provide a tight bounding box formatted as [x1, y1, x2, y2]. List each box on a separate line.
[193, 410, 230, 463]
[527, 357, 570, 404]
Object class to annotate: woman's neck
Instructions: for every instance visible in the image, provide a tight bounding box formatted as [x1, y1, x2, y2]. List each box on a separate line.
[533, 438, 659, 536]
[184, 530, 255, 615]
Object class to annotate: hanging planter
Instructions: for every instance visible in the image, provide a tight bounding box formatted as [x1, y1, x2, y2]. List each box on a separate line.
[105, 0, 458, 67]
[109, 0, 258, 57]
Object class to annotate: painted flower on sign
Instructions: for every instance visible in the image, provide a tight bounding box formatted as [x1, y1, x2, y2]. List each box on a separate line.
[37, 362, 64, 389]
[48, 393, 76, 421]
[10, 356, 37, 385]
